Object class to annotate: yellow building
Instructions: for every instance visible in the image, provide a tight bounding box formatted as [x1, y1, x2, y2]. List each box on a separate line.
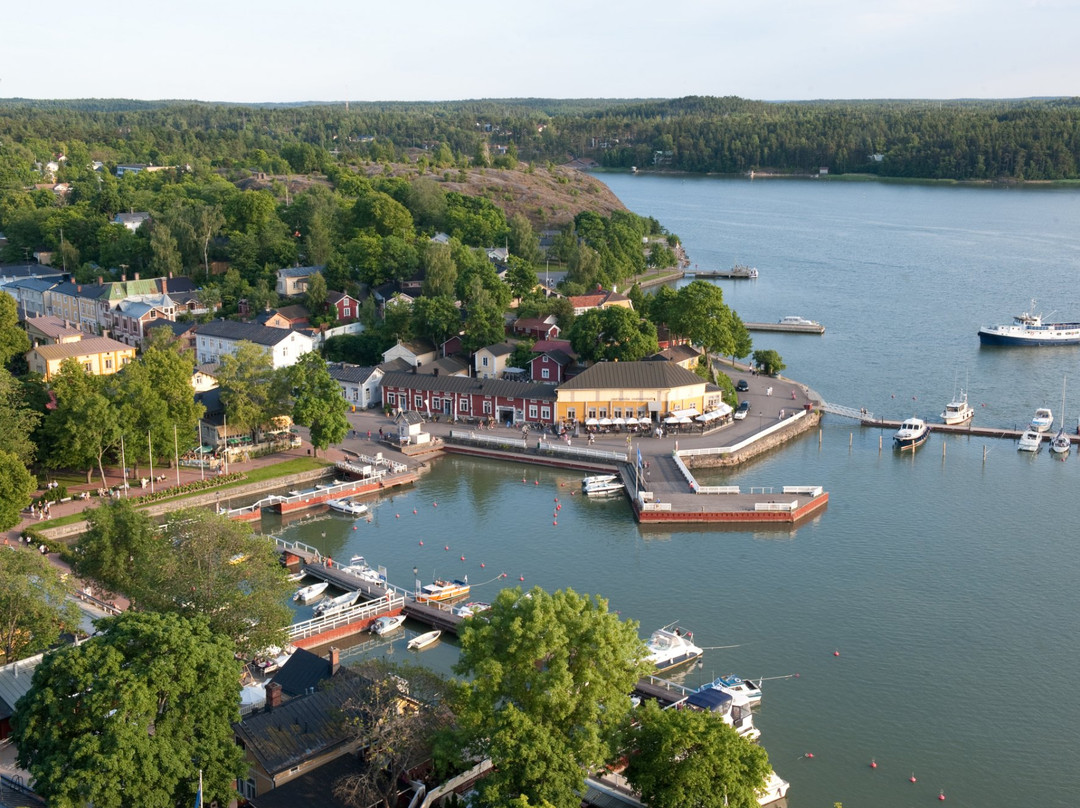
[26, 336, 136, 381]
[555, 361, 721, 423]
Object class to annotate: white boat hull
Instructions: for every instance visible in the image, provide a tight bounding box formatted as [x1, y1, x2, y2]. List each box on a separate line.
[408, 630, 441, 650]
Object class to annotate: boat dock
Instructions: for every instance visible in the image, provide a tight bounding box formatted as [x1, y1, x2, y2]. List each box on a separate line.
[686, 265, 757, 279]
[862, 417, 1080, 444]
[745, 321, 825, 334]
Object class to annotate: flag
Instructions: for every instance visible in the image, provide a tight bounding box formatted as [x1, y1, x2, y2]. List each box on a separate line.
[637, 447, 643, 469]
[194, 771, 203, 808]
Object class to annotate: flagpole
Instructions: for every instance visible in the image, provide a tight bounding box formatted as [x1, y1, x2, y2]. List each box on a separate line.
[120, 434, 127, 498]
[174, 424, 180, 487]
[198, 419, 204, 480]
[148, 431, 154, 494]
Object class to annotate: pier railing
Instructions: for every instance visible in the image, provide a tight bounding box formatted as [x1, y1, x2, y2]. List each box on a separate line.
[288, 595, 404, 641]
[447, 430, 629, 464]
[821, 402, 872, 421]
[678, 408, 809, 457]
[271, 535, 322, 562]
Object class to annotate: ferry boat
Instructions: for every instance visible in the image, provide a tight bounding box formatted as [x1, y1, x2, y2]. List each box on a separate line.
[941, 389, 975, 425]
[644, 625, 704, 672]
[778, 315, 820, 327]
[893, 417, 930, 451]
[977, 300, 1080, 346]
[416, 577, 470, 603]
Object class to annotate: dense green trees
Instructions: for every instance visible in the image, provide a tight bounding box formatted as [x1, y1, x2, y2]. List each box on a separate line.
[12, 611, 246, 808]
[567, 307, 659, 363]
[289, 352, 349, 454]
[0, 549, 80, 662]
[449, 587, 649, 808]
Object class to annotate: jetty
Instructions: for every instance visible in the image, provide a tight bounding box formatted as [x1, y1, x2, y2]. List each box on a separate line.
[686, 264, 757, 280]
[745, 321, 825, 335]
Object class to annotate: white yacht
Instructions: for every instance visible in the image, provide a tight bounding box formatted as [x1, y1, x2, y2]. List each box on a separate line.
[644, 625, 704, 672]
[681, 683, 760, 740]
[941, 389, 974, 425]
[1030, 408, 1054, 432]
[893, 417, 930, 451]
[1017, 429, 1042, 452]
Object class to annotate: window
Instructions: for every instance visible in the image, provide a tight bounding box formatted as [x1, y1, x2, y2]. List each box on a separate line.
[459, 399, 468, 412]
[599, 409, 607, 418]
[588, 409, 596, 419]
[482, 356, 489, 367]
[483, 401, 492, 414]
[240, 779, 256, 800]
[386, 392, 396, 405]
[541, 407, 551, 420]
[541, 368, 550, 379]
[614, 408, 622, 418]
[414, 396, 422, 409]
[529, 405, 537, 418]
[105, 359, 113, 369]
[83, 362, 92, 372]
[343, 306, 351, 317]
[566, 408, 576, 420]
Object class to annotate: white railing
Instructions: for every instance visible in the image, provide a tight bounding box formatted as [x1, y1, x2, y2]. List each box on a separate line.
[695, 485, 741, 495]
[678, 408, 809, 457]
[336, 460, 390, 479]
[821, 402, 871, 421]
[271, 536, 322, 561]
[782, 485, 823, 496]
[449, 430, 528, 450]
[670, 452, 698, 492]
[754, 500, 799, 512]
[288, 595, 404, 640]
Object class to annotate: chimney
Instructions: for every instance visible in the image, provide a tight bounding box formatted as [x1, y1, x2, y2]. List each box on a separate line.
[265, 681, 283, 710]
[328, 647, 340, 676]
[98, 276, 103, 285]
[161, 275, 167, 293]
[133, 272, 139, 281]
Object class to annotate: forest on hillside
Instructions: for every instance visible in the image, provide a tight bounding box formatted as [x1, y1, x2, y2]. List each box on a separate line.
[3, 95, 1080, 181]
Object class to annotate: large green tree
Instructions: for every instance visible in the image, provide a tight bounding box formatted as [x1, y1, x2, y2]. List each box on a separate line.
[0, 367, 41, 465]
[623, 700, 771, 808]
[0, 293, 30, 367]
[290, 352, 349, 455]
[0, 547, 80, 662]
[44, 360, 122, 486]
[0, 450, 36, 532]
[450, 587, 649, 808]
[12, 611, 246, 808]
[215, 342, 288, 438]
[567, 306, 659, 363]
[670, 280, 735, 357]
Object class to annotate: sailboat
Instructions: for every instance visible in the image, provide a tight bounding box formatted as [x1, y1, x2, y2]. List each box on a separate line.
[1050, 376, 1071, 455]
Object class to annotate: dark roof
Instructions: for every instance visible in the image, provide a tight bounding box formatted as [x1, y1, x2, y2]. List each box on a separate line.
[425, 356, 469, 376]
[195, 388, 223, 415]
[145, 319, 197, 337]
[277, 265, 325, 278]
[382, 371, 557, 401]
[479, 342, 514, 357]
[271, 648, 333, 698]
[248, 751, 361, 808]
[194, 320, 305, 347]
[648, 344, 701, 363]
[534, 349, 572, 367]
[233, 671, 374, 777]
[0, 263, 64, 280]
[396, 410, 425, 425]
[327, 363, 379, 385]
[556, 361, 705, 391]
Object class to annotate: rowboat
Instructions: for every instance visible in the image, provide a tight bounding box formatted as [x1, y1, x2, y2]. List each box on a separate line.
[408, 630, 441, 650]
[292, 581, 329, 602]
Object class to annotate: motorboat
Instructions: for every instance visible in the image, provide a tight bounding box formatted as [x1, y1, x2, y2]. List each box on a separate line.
[583, 478, 625, 497]
[681, 683, 761, 740]
[416, 578, 470, 603]
[341, 556, 385, 584]
[1017, 429, 1042, 452]
[710, 674, 763, 707]
[644, 625, 704, 672]
[893, 417, 930, 451]
[778, 315, 819, 327]
[757, 770, 791, 806]
[581, 474, 618, 489]
[314, 590, 360, 617]
[292, 581, 329, 602]
[408, 629, 441, 650]
[326, 498, 369, 516]
[370, 614, 406, 635]
[285, 571, 306, 583]
[941, 389, 974, 425]
[454, 601, 491, 618]
[1030, 408, 1054, 432]
[978, 300, 1080, 346]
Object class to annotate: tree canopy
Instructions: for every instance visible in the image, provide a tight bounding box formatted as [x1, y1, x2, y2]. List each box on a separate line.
[449, 587, 649, 808]
[289, 351, 349, 455]
[0, 548, 80, 662]
[12, 611, 246, 808]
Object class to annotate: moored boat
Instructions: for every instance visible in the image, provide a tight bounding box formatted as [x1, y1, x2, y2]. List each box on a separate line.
[293, 581, 329, 603]
[681, 683, 760, 740]
[454, 601, 491, 618]
[314, 590, 360, 617]
[1050, 376, 1070, 455]
[757, 770, 791, 806]
[644, 625, 704, 672]
[285, 571, 306, 583]
[711, 674, 763, 706]
[370, 614, 406, 635]
[778, 315, 820, 327]
[581, 474, 618, 489]
[941, 389, 974, 425]
[1030, 407, 1054, 432]
[893, 417, 930, 451]
[326, 498, 369, 516]
[583, 479, 625, 497]
[408, 629, 441, 650]
[978, 300, 1080, 346]
[416, 577, 470, 603]
[1017, 429, 1042, 452]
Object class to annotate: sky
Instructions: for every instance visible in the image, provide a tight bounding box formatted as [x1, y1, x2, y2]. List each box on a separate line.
[4, 0, 1078, 103]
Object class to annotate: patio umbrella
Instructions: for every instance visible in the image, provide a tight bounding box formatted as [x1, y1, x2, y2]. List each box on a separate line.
[585, 418, 599, 426]
[598, 418, 613, 426]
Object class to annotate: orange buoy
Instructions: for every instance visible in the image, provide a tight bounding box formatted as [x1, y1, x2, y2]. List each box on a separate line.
[413, 508, 417, 514]
[833, 650, 840, 656]
[805, 753, 814, 759]
[433, 502, 438, 507]
[938, 791, 945, 801]
[418, 541, 423, 546]
[396, 514, 400, 518]
[353, 526, 357, 530]
[910, 773, 917, 783]
[554, 497, 559, 502]
[534, 480, 539, 485]
[870, 759, 877, 769]
[553, 520, 557, 526]
[460, 555, 466, 561]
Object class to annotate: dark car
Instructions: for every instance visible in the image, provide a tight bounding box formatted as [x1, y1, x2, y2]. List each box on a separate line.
[733, 400, 751, 420]
[736, 379, 750, 392]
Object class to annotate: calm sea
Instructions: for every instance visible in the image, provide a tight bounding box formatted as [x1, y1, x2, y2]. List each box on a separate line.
[273, 176, 1080, 808]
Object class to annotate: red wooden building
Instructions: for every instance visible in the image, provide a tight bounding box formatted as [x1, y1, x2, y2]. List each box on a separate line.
[380, 371, 558, 426]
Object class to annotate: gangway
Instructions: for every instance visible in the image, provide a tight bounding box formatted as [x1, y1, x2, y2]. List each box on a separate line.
[821, 402, 872, 421]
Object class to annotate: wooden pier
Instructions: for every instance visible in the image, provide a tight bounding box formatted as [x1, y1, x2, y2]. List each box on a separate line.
[861, 418, 1080, 444]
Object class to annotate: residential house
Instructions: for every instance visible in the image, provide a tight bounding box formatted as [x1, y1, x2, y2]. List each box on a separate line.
[113, 212, 151, 232]
[24, 314, 84, 346]
[326, 363, 383, 409]
[568, 287, 634, 317]
[381, 371, 558, 425]
[326, 290, 360, 322]
[194, 320, 315, 369]
[554, 360, 721, 425]
[0, 653, 45, 741]
[382, 338, 437, 368]
[144, 319, 198, 352]
[646, 343, 702, 371]
[256, 305, 310, 330]
[529, 339, 576, 384]
[276, 266, 324, 298]
[44, 280, 109, 334]
[474, 341, 515, 379]
[106, 294, 178, 348]
[26, 336, 136, 381]
[424, 354, 470, 378]
[512, 315, 560, 341]
[4, 277, 58, 318]
[191, 363, 220, 393]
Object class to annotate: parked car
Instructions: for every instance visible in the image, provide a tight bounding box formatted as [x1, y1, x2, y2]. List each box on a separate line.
[734, 401, 751, 420]
[736, 379, 750, 392]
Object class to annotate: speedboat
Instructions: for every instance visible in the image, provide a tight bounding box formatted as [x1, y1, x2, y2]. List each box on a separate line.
[941, 389, 974, 425]
[583, 478, 625, 497]
[370, 614, 406, 635]
[778, 315, 819, 327]
[341, 556, 385, 584]
[644, 625, 704, 672]
[582, 474, 618, 489]
[285, 571, 306, 583]
[893, 417, 930, 451]
[681, 683, 760, 740]
[711, 674, 763, 707]
[757, 770, 791, 806]
[326, 498, 369, 516]
[416, 578, 470, 603]
[454, 601, 491, 618]
[408, 629, 441, 650]
[1017, 429, 1042, 452]
[314, 590, 360, 617]
[1030, 408, 1054, 432]
[293, 581, 329, 602]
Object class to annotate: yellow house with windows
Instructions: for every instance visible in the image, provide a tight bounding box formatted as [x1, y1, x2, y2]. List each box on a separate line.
[555, 361, 721, 424]
[26, 336, 136, 382]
